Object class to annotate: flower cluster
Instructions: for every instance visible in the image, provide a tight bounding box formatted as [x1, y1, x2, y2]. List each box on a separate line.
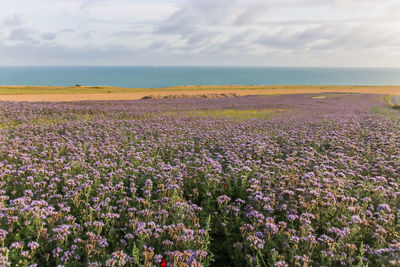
[0, 93, 399, 266]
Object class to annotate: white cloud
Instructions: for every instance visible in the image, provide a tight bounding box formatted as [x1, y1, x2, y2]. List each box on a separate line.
[41, 32, 57, 41]
[8, 28, 32, 41]
[2, 14, 23, 27]
[0, 0, 400, 66]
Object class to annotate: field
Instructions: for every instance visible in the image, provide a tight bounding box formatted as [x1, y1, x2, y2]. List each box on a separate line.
[0, 93, 400, 266]
[1, 85, 400, 102]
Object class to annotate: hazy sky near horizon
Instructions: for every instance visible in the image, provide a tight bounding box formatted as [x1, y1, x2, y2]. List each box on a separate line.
[1, 0, 400, 66]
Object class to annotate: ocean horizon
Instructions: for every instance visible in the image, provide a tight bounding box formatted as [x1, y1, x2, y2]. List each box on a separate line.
[1, 66, 400, 88]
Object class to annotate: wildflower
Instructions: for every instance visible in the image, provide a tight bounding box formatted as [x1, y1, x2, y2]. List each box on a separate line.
[275, 261, 288, 267]
[233, 242, 244, 249]
[351, 215, 362, 224]
[328, 227, 350, 238]
[124, 234, 134, 240]
[28, 242, 39, 250]
[377, 204, 391, 212]
[217, 195, 231, 204]
[10, 241, 24, 250]
[105, 259, 117, 267]
[0, 230, 8, 241]
[112, 250, 128, 265]
[317, 234, 334, 243]
[154, 255, 163, 263]
[264, 223, 279, 235]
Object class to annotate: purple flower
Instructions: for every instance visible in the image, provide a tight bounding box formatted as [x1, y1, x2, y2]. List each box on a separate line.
[264, 223, 279, 235]
[217, 195, 231, 204]
[275, 261, 288, 267]
[0, 229, 8, 240]
[377, 204, 391, 212]
[328, 227, 350, 238]
[28, 242, 39, 250]
[10, 241, 24, 249]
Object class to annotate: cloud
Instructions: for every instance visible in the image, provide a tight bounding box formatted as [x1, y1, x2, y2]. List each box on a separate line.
[257, 23, 400, 53]
[61, 29, 75, 33]
[312, 24, 400, 50]
[0, 0, 400, 66]
[0, 41, 140, 65]
[41, 32, 57, 41]
[8, 28, 32, 41]
[234, 4, 269, 25]
[155, 0, 271, 51]
[144, 41, 170, 52]
[2, 14, 22, 27]
[156, 0, 240, 35]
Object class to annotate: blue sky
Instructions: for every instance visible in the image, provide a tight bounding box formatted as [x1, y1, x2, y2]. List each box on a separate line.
[1, 0, 400, 66]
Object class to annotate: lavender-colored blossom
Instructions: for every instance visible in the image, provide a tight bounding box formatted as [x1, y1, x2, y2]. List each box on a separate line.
[10, 241, 24, 250]
[377, 204, 391, 212]
[217, 195, 231, 204]
[0, 229, 8, 240]
[28, 242, 39, 250]
[0, 93, 398, 266]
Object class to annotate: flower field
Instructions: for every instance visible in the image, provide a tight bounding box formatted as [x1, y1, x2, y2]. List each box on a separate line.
[0, 93, 399, 266]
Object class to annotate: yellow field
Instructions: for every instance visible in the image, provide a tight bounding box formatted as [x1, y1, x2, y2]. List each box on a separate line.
[0, 85, 400, 102]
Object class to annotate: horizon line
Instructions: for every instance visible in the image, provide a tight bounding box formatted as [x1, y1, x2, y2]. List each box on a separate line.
[1, 65, 400, 69]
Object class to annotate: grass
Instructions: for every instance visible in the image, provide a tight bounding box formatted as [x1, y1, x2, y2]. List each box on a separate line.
[1, 85, 400, 102]
[164, 108, 288, 120]
[0, 120, 20, 129]
[382, 94, 400, 111]
[255, 94, 282, 98]
[0, 113, 98, 129]
[371, 95, 400, 124]
[0, 86, 141, 95]
[312, 93, 357, 99]
[0, 85, 282, 95]
[384, 95, 394, 105]
[1, 85, 400, 95]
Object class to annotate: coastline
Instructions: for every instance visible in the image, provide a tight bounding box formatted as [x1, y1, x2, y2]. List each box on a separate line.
[1, 85, 400, 102]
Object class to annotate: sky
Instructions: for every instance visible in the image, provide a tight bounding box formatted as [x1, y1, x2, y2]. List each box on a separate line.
[1, 0, 400, 67]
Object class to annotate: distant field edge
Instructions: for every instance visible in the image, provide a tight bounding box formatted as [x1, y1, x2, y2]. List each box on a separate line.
[1, 85, 400, 102]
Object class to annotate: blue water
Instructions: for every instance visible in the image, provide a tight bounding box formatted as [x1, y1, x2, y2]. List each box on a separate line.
[1, 66, 400, 88]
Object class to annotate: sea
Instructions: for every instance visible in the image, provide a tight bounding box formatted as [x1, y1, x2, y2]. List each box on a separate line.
[1, 66, 400, 88]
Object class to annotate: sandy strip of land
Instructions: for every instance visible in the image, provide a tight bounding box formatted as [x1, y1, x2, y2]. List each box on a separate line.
[1, 85, 400, 102]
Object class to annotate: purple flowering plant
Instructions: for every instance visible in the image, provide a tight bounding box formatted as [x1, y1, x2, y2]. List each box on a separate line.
[0, 93, 399, 266]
